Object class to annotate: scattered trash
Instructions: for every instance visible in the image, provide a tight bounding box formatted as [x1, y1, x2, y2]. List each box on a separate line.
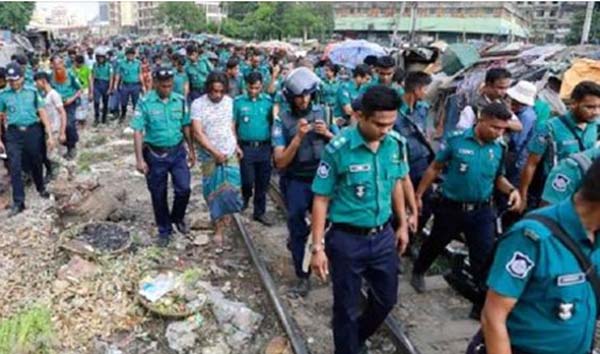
[165, 318, 200, 353]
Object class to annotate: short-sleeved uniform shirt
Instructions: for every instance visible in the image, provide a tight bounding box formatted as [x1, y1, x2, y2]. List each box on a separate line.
[0, 86, 45, 127]
[241, 64, 271, 88]
[435, 128, 506, 202]
[173, 71, 189, 96]
[51, 70, 81, 102]
[234, 93, 273, 142]
[336, 80, 363, 115]
[312, 126, 409, 228]
[487, 200, 600, 354]
[186, 58, 213, 90]
[361, 76, 405, 97]
[118, 59, 142, 84]
[92, 62, 113, 81]
[130, 90, 190, 148]
[541, 147, 600, 205]
[527, 111, 598, 174]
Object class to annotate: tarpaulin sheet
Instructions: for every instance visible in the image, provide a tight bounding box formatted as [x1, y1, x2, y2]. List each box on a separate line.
[560, 58, 600, 99]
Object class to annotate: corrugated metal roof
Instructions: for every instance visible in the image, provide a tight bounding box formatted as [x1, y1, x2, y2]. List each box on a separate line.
[334, 16, 529, 38]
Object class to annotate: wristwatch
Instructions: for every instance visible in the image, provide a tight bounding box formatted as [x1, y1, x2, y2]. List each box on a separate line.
[311, 239, 325, 254]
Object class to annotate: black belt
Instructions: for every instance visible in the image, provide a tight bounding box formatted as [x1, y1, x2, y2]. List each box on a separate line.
[440, 197, 492, 212]
[332, 219, 391, 236]
[144, 142, 182, 155]
[8, 122, 40, 132]
[94, 78, 110, 83]
[240, 140, 270, 148]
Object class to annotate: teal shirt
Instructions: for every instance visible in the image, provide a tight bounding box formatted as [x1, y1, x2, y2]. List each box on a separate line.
[173, 71, 188, 96]
[487, 200, 600, 354]
[50, 70, 81, 101]
[311, 127, 409, 228]
[361, 76, 405, 97]
[130, 90, 190, 147]
[92, 62, 113, 81]
[234, 93, 273, 142]
[185, 58, 213, 89]
[0, 86, 45, 127]
[319, 78, 340, 107]
[541, 147, 600, 205]
[118, 59, 141, 84]
[337, 80, 364, 111]
[436, 128, 506, 202]
[527, 111, 598, 173]
[24, 66, 34, 86]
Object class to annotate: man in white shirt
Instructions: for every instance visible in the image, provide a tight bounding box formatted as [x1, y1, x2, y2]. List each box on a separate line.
[34, 71, 67, 181]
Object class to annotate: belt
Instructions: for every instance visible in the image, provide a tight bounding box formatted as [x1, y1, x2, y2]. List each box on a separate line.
[332, 219, 391, 236]
[240, 140, 270, 148]
[440, 197, 492, 212]
[123, 81, 140, 85]
[8, 122, 40, 132]
[144, 142, 182, 155]
[94, 78, 110, 83]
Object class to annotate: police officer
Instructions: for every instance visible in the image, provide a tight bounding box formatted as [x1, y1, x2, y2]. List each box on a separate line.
[50, 55, 81, 160]
[337, 64, 371, 125]
[541, 146, 600, 205]
[310, 85, 410, 354]
[318, 62, 340, 127]
[185, 45, 213, 102]
[364, 55, 404, 97]
[241, 50, 271, 87]
[115, 47, 143, 123]
[0, 64, 54, 216]
[272, 67, 338, 297]
[410, 103, 522, 312]
[471, 159, 600, 354]
[225, 57, 245, 98]
[172, 54, 189, 98]
[519, 81, 600, 212]
[89, 48, 113, 125]
[234, 72, 274, 225]
[395, 71, 435, 252]
[131, 67, 196, 247]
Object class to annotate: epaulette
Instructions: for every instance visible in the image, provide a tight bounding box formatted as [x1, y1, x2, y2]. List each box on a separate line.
[446, 130, 465, 141]
[259, 93, 273, 102]
[171, 92, 185, 101]
[388, 130, 406, 143]
[325, 134, 349, 154]
[416, 100, 430, 109]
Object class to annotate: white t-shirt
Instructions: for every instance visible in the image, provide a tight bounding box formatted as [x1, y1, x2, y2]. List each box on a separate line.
[190, 94, 237, 157]
[44, 89, 63, 133]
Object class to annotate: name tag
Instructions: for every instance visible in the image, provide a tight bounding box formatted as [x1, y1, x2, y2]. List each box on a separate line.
[557, 272, 586, 287]
[458, 148, 474, 155]
[349, 164, 371, 173]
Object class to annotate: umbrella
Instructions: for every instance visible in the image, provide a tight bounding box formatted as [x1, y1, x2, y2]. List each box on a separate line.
[328, 39, 386, 69]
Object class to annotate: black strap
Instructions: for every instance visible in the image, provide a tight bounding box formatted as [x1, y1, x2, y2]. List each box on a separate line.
[558, 115, 586, 152]
[525, 214, 600, 317]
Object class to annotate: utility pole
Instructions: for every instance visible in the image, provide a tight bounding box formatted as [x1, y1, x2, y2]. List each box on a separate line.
[581, 1, 594, 44]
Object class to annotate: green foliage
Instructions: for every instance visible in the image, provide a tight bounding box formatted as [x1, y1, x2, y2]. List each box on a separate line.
[0, 3, 35, 32]
[157, 2, 207, 33]
[223, 2, 258, 22]
[0, 306, 55, 354]
[566, 4, 600, 45]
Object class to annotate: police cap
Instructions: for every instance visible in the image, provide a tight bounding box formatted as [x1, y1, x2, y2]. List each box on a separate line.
[6, 63, 22, 80]
[153, 66, 174, 80]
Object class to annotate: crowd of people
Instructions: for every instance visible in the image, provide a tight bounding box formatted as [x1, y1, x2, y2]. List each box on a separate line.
[0, 37, 599, 354]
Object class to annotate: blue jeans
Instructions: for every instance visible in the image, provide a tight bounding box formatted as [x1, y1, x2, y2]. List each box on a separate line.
[143, 144, 191, 237]
[326, 224, 399, 354]
[285, 176, 313, 279]
[120, 82, 141, 116]
[413, 201, 496, 286]
[64, 100, 79, 149]
[93, 79, 110, 123]
[240, 144, 272, 218]
[6, 124, 45, 206]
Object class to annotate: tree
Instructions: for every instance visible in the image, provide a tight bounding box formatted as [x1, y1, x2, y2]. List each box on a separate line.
[566, 3, 600, 45]
[0, 2, 35, 32]
[224, 2, 258, 22]
[156, 2, 206, 33]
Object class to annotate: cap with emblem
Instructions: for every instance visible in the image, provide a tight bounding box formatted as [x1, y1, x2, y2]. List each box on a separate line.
[6, 63, 22, 81]
[153, 66, 174, 80]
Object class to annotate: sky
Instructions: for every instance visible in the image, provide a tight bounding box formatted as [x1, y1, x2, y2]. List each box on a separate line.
[36, 1, 100, 22]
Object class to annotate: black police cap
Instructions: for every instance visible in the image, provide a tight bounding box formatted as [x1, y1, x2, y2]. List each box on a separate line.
[153, 67, 174, 80]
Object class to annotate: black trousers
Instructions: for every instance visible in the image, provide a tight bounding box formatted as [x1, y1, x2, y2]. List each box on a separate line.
[6, 123, 45, 206]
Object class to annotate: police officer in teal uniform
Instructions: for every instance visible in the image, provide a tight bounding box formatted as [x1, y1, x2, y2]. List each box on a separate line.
[116, 47, 143, 123]
[272, 67, 338, 297]
[0, 64, 53, 216]
[541, 146, 600, 205]
[472, 159, 600, 354]
[225, 57, 245, 98]
[519, 81, 600, 212]
[172, 54, 189, 98]
[337, 64, 371, 125]
[234, 72, 273, 225]
[50, 55, 81, 160]
[131, 67, 196, 247]
[310, 85, 410, 354]
[241, 51, 271, 88]
[318, 62, 341, 127]
[362, 56, 404, 97]
[185, 45, 213, 102]
[411, 103, 522, 316]
[90, 48, 113, 125]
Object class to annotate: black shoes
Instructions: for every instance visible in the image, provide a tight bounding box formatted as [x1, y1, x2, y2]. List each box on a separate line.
[64, 148, 77, 160]
[289, 278, 311, 298]
[410, 272, 426, 293]
[39, 190, 50, 199]
[174, 220, 190, 235]
[156, 234, 170, 248]
[253, 214, 273, 226]
[8, 204, 25, 217]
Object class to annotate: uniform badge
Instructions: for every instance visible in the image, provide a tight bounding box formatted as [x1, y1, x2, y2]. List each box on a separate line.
[317, 161, 330, 179]
[459, 163, 469, 173]
[355, 185, 365, 198]
[557, 303, 574, 321]
[505, 251, 534, 279]
[551, 174, 571, 192]
[557, 272, 586, 287]
[349, 164, 370, 173]
[243, 116, 250, 123]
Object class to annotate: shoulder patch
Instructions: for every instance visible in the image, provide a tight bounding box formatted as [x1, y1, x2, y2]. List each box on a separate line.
[551, 173, 571, 192]
[316, 161, 331, 179]
[505, 251, 535, 279]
